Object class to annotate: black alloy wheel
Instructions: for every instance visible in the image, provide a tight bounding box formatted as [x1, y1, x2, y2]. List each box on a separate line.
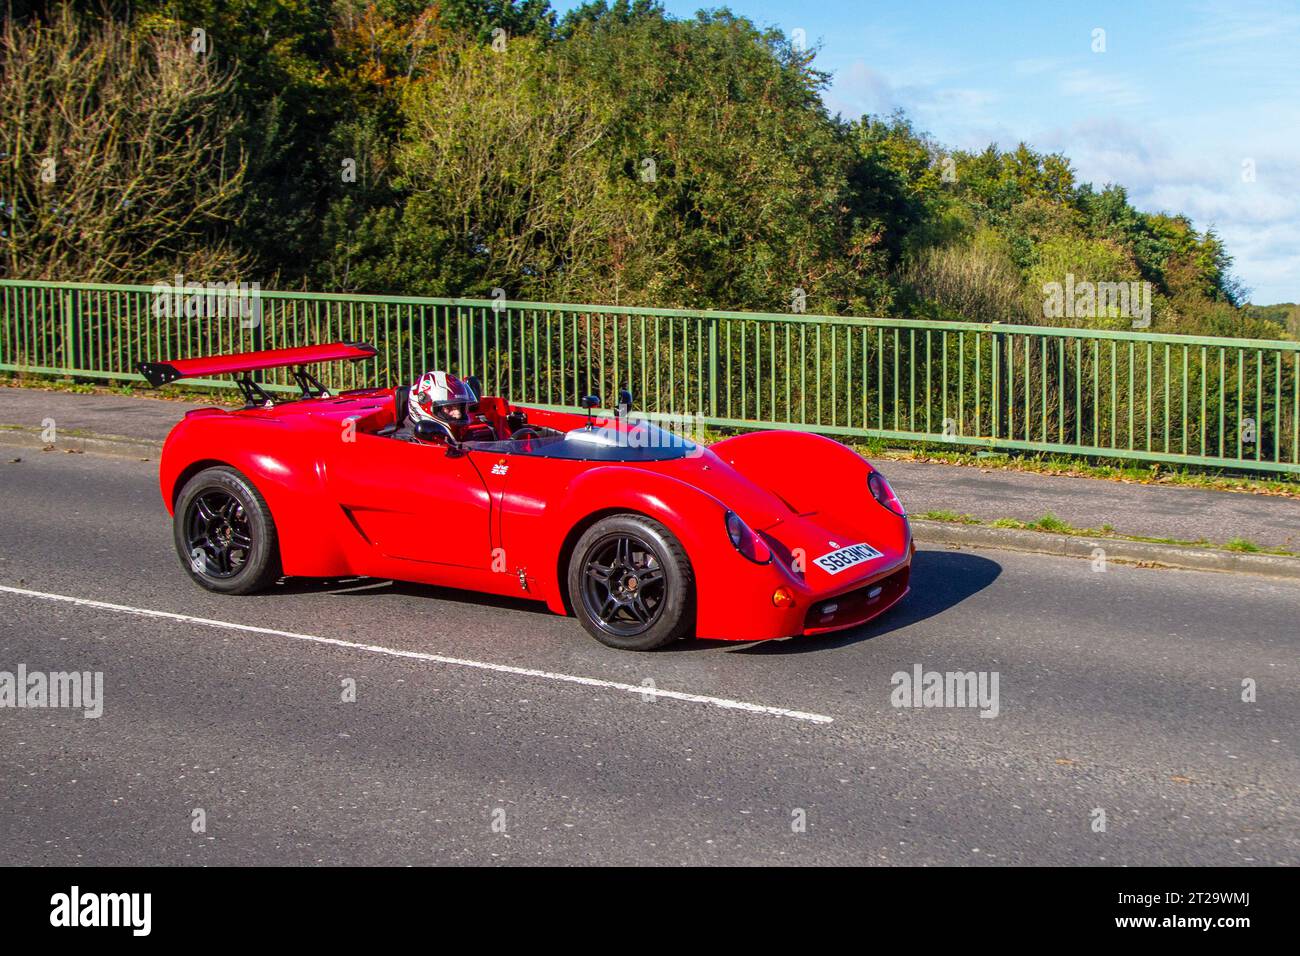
[173, 466, 281, 595]
[567, 514, 694, 650]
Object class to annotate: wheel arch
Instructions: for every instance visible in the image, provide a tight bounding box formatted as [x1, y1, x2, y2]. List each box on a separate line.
[170, 458, 234, 508]
[552, 506, 698, 617]
[538, 467, 724, 617]
[160, 417, 348, 578]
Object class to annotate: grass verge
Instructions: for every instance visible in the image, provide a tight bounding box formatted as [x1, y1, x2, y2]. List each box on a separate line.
[850, 440, 1299, 497]
[914, 509, 1296, 557]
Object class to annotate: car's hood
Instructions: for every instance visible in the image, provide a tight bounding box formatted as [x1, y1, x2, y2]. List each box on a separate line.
[638, 446, 792, 530]
[636, 446, 910, 588]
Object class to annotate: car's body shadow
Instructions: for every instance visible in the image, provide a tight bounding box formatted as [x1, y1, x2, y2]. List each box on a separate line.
[263, 547, 1001, 652]
[269, 575, 551, 616]
[725, 548, 1002, 654]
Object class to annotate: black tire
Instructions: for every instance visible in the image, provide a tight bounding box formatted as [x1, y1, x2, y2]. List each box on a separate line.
[173, 466, 281, 595]
[567, 514, 695, 650]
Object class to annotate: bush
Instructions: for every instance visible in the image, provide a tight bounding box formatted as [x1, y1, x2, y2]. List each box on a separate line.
[0, 5, 247, 282]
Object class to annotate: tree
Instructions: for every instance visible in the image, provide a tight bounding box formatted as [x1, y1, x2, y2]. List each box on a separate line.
[0, 5, 247, 281]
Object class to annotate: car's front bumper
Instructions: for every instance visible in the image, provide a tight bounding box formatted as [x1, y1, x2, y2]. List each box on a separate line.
[798, 561, 912, 635]
[694, 538, 915, 642]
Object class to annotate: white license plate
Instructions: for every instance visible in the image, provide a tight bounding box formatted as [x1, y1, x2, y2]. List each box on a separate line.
[813, 542, 883, 574]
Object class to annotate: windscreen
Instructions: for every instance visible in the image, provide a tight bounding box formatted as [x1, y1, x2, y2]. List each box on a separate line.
[466, 423, 699, 461]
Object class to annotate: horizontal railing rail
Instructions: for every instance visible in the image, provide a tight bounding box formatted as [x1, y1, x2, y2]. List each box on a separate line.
[2, 278, 1297, 474]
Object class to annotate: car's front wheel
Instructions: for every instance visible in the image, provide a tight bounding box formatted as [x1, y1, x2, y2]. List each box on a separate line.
[174, 465, 281, 595]
[567, 514, 694, 650]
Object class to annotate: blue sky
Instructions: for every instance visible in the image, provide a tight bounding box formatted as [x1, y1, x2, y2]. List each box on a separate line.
[554, 0, 1300, 303]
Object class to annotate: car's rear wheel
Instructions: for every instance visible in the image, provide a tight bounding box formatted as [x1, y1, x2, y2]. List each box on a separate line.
[174, 466, 281, 595]
[567, 514, 694, 650]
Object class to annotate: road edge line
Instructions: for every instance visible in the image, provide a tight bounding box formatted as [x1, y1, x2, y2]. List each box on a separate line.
[0, 584, 834, 725]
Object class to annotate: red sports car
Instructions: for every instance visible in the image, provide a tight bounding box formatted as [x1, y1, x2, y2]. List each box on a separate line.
[141, 342, 913, 650]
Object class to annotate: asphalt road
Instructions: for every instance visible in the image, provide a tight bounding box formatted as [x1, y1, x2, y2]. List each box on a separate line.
[0, 448, 1296, 865]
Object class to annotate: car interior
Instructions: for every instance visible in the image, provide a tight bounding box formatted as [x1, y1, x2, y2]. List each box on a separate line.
[365, 380, 692, 461]
[375, 381, 555, 448]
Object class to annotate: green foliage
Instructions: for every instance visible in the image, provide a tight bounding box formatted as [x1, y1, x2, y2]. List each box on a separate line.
[4, 1, 1287, 339]
[1032, 512, 1070, 533]
[1, 5, 248, 280]
[437, 0, 556, 43]
[1243, 303, 1300, 338]
[902, 228, 1023, 323]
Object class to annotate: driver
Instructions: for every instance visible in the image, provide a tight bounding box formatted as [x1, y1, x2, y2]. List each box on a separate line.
[407, 370, 478, 443]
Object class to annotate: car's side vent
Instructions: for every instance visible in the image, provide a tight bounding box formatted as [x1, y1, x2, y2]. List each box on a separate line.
[339, 506, 374, 545]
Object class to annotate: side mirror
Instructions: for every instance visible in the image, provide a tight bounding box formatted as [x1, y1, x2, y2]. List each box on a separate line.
[465, 375, 483, 402]
[616, 388, 633, 419]
[580, 394, 600, 429]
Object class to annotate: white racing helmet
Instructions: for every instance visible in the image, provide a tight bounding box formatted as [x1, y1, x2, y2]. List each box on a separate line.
[409, 371, 476, 435]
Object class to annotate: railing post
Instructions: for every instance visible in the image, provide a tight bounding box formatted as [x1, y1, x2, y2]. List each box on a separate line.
[991, 322, 1002, 440]
[707, 314, 718, 418]
[456, 306, 468, 376]
[62, 291, 75, 374]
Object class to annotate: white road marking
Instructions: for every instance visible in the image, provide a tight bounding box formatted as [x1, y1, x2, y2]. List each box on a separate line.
[0, 585, 833, 724]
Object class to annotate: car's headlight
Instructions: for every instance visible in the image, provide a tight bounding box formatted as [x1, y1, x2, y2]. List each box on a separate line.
[725, 510, 772, 564]
[868, 470, 905, 516]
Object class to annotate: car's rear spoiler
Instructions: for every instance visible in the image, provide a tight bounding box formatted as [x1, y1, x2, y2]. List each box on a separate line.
[137, 341, 377, 403]
[137, 341, 377, 387]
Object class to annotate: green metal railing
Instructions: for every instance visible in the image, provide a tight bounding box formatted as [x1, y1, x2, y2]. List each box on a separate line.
[3, 278, 1299, 474]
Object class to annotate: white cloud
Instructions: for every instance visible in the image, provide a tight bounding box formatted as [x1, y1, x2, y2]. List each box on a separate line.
[827, 61, 902, 118]
[827, 60, 998, 129]
[1057, 69, 1149, 109]
[1034, 119, 1300, 302]
[818, 3, 1300, 302]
